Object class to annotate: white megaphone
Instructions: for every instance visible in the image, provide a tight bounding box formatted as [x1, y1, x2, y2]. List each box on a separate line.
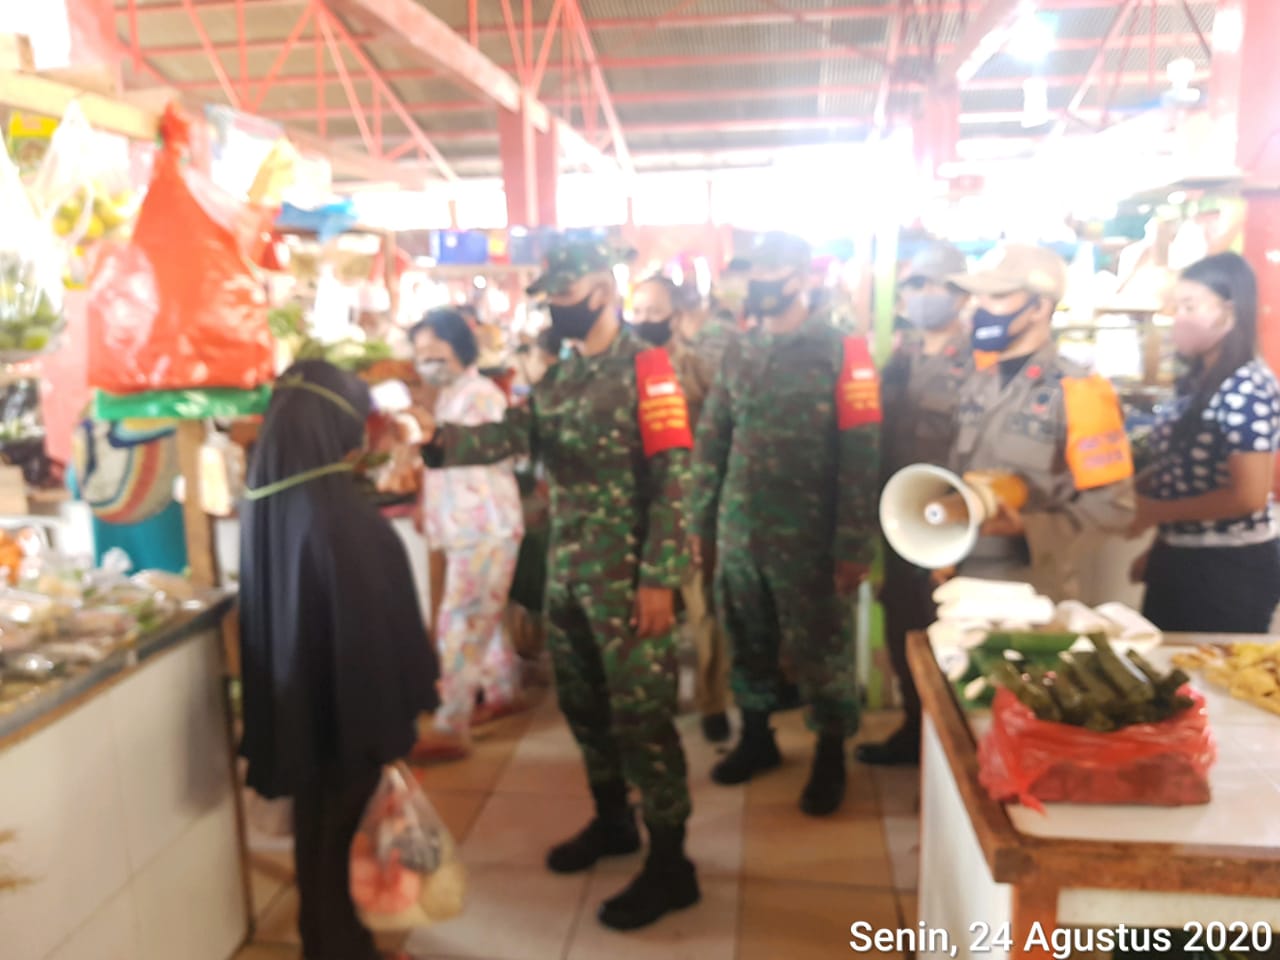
[880, 464, 1029, 569]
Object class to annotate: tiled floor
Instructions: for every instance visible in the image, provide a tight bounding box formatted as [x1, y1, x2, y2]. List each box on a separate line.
[237, 697, 921, 960]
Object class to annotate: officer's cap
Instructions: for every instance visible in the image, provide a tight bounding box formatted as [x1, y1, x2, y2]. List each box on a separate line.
[949, 243, 1068, 302]
[904, 241, 968, 285]
[526, 240, 631, 297]
[746, 231, 812, 273]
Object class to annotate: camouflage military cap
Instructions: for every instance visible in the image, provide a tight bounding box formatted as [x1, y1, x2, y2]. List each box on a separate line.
[746, 231, 812, 273]
[526, 240, 631, 297]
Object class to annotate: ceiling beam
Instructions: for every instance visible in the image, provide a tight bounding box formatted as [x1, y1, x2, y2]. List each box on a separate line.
[154, 31, 1206, 76]
[873, 0, 909, 132]
[562, 0, 632, 174]
[313, 4, 456, 179]
[328, 107, 1150, 143]
[113, 42, 433, 188]
[255, 68, 1210, 123]
[322, 0, 617, 173]
[937, 0, 1034, 86]
[1053, 0, 1138, 136]
[121, 0, 1208, 30]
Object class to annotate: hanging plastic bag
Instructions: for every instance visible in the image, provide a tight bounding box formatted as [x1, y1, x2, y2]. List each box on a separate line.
[978, 686, 1216, 812]
[0, 138, 66, 363]
[87, 104, 274, 395]
[29, 101, 138, 289]
[349, 764, 466, 932]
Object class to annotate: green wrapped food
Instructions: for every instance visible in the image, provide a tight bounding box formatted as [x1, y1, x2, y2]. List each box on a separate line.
[992, 661, 1062, 722]
[1093, 635, 1156, 705]
[983, 641, 1198, 731]
[984, 630, 1079, 656]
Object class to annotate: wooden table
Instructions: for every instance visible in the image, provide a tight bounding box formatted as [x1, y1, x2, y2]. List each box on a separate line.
[908, 631, 1280, 960]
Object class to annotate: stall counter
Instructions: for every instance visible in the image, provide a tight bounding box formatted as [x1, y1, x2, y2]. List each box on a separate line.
[908, 631, 1280, 960]
[0, 599, 249, 960]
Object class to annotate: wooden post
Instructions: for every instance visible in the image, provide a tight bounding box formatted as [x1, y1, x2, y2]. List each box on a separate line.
[1011, 882, 1059, 960]
[175, 420, 217, 588]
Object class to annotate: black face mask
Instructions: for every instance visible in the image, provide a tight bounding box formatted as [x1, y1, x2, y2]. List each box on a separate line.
[634, 317, 674, 346]
[548, 289, 602, 341]
[745, 277, 799, 319]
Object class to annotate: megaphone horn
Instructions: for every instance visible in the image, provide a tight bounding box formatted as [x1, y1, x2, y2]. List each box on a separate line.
[879, 465, 1027, 570]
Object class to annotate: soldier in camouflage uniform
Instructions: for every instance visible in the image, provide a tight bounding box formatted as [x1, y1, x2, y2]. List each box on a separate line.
[419, 241, 699, 931]
[632, 275, 733, 743]
[689, 232, 882, 817]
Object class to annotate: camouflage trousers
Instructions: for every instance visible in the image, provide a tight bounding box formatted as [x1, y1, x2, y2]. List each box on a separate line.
[545, 578, 691, 826]
[716, 550, 860, 737]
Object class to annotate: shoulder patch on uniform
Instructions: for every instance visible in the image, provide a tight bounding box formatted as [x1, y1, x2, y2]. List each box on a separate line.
[635, 347, 693, 456]
[1062, 374, 1133, 491]
[974, 350, 999, 372]
[836, 335, 882, 430]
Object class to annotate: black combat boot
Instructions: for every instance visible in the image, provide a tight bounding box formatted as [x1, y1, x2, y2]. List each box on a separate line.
[598, 823, 700, 931]
[855, 723, 921, 767]
[800, 734, 847, 817]
[701, 711, 731, 744]
[546, 780, 641, 874]
[711, 710, 782, 785]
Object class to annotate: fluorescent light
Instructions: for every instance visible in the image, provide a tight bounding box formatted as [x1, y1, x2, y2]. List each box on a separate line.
[1167, 57, 1197, 90]
[1007, 13, 1056, 63]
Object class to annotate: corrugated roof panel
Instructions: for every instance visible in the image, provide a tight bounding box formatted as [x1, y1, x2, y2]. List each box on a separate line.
[606, 60, 826, 93]
[624, 126, 866, 152]
[816, 55, 883, 86]
[593, 22, 828, 58]
[617, 95, 844, 126]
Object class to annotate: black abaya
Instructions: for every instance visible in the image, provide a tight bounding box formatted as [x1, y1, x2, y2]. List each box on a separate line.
[237, 361, 438, 959]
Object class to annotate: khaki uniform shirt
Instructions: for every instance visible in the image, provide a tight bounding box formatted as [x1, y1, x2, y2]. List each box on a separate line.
[880, 331, 973, 485]
[949, 342, 1135, 601]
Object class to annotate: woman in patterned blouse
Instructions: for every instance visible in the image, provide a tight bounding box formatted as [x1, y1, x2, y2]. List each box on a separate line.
[410, 308, 527, 761]
[1129, 253, 1280, 633]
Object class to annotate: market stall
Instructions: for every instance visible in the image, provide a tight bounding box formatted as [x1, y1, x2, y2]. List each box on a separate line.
[0, 591, 244, 960]
[0, 56, 295, 960]
[908, 627, 1280, 960]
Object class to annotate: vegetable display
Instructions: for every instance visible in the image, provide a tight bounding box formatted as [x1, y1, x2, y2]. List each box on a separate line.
[989, 636, 1194, 731]
[269, 303, 392, 373]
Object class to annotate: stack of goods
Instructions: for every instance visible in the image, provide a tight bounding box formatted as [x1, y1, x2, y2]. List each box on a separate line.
[0, 550, 208, 717]
[1174, 642, 1280, 717]
[268, 302, 394, 374]
[977, 635, 1215, 810]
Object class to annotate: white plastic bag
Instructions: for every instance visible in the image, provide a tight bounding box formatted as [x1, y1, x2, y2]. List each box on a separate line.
[349, 764, 466, 932]
[0, 139, 65, 361]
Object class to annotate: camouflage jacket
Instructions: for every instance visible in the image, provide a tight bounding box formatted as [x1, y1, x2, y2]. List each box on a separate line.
[433, 325, 691, 591]
[689, 311, 880, 568]
[667, 335, 715, 435]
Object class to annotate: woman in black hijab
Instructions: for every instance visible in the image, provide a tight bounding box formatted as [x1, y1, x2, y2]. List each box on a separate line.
[238, 360, 438, 960]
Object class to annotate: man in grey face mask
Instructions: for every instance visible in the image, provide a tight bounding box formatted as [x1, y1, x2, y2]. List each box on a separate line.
[857, 240, 973, 769]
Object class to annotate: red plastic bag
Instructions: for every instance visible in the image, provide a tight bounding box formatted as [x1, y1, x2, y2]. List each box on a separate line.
[87, 105, 273, 394]
[978, 686, 1216, 813]
[349, 764, 466, 933]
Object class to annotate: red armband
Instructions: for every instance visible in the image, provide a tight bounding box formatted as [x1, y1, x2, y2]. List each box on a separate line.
[635, 348, 694, 456]
[836, 335, 882, 430]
